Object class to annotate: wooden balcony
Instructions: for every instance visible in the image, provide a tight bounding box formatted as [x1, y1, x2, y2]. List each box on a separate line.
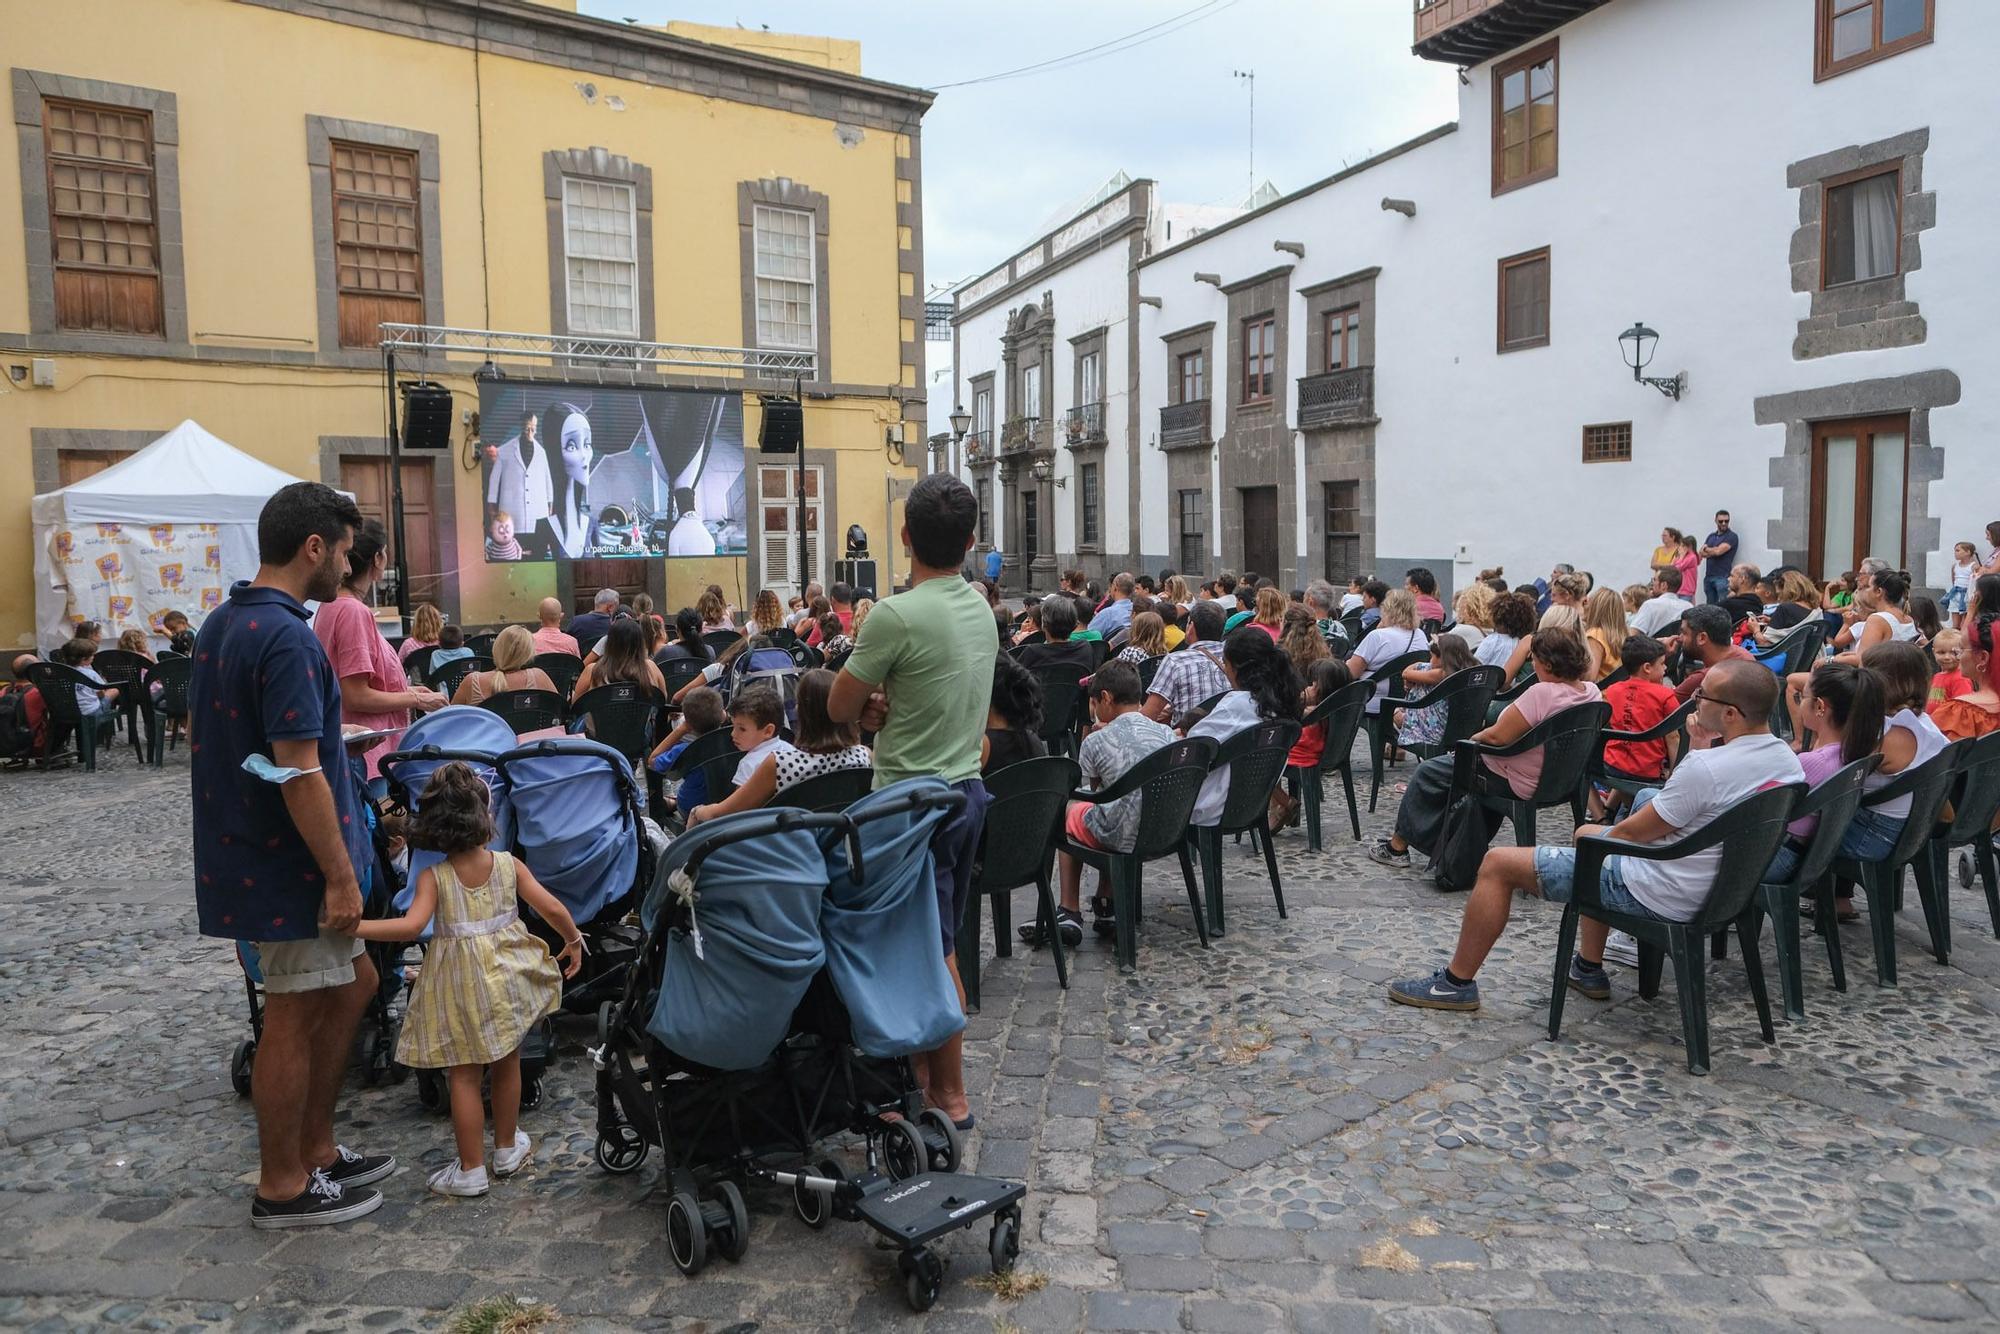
[1412, 0, 1612, 64]
[1297, 366, 1375, 431]
[1158, 399, 1212, 452]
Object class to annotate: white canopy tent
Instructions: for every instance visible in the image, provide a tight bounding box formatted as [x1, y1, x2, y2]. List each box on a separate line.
[31, 420, 315, 652]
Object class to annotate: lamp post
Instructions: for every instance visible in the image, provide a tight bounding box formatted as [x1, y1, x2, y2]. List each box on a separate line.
[1030, 457, 1066, 489]
[948, 403, 971, 475]
[1617, 321, 1685, 400]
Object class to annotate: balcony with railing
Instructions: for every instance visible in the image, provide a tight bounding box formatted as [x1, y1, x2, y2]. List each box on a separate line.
[1412, 0, 1611, 64]
[1063, 401, 1106, 448]
[999, 416, 1046, 455]
[1158, 399, 1212, 451]
[963, 429, 993, 464]
[1296, 366, 1376, 430]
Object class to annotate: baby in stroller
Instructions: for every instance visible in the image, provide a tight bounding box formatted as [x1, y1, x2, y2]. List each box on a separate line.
[591, 778, 1025, 1311]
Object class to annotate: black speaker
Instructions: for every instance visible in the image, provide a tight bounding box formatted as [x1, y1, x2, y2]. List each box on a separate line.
[835, 559, 877, 601]
[401, 382, 453, 451]
[758, 395, 803, 453]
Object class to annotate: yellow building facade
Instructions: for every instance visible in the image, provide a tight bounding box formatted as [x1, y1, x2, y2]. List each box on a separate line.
[0, 0, 933, 647]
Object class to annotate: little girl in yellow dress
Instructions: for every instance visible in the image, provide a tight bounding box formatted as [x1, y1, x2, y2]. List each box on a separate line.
[356, 763, 582, 1197]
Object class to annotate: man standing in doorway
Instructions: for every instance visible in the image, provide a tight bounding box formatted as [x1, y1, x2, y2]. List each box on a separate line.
[1700, 511, 1739, 607]
[828, 474, 995, 1130]
[192, 482, 393, 1227]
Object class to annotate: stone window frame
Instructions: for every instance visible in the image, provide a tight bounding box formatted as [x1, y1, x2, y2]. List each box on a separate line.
[318, 433, 463, 626]
[1300, 268, 1379, 375]
[1065, 327, 1109, 552]
[738, 177, 832, 386]
[12, 69, 189, 355]
[1163, 322, 1214, 406]
[1754, 368, 1959, 584]
[306, 115, 444, 369]
[969, 371, 996, 439]
[545, 147, 655, 345]
[1002, 298, 1054, 433]
[1787, 128, 1931, 361]
[1078, 459, 1101, 551]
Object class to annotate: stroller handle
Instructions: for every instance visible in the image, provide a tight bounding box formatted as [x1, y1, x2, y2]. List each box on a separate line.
[668, 807, 857, 885]
[379, 746, 509, 805]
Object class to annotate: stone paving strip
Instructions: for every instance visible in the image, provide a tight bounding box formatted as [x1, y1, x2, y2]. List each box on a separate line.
[2, 745, 1998, 1330]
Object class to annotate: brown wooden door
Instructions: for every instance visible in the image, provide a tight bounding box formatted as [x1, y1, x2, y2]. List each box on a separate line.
[572, 559, 650, 613]
[340, 455, 440, 606]
[1809, 414, 1909, 581]
[57, 450, 135, 486]
[1242, 486, 1279, 580]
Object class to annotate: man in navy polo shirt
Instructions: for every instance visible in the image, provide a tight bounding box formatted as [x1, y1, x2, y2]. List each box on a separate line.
[192, 482, 395, 1228]
[1700, 510, 1739, 608]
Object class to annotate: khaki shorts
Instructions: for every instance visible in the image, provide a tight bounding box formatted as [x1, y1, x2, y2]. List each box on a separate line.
[258, 927, 363, 994]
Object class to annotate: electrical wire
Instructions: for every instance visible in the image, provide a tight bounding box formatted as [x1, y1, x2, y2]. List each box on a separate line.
[931, 0, 1241, 90]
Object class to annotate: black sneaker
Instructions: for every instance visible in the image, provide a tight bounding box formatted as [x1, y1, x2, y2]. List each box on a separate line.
[1016, 909, 1086, 950]
[1567, 955, 1611, 1001]
[251, 1170, 383, 1229]
[318, 1144, 395, 1189]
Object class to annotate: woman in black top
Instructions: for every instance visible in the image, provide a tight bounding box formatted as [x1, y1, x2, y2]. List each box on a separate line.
[655, 607, 713, 664]
[982, 651, 1048, 775]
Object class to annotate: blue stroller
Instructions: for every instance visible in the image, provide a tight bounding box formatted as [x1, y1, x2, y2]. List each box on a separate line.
[590, 778, 1026, 1311]
[496, 737, 656, 1016]
[228, 756, 409, 1096]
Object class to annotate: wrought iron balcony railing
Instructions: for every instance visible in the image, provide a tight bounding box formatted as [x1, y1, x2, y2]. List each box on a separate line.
[1158, 399, 1212, 451]
[1063, 402, 1106, 447]
[1296, 366, 1375, 430]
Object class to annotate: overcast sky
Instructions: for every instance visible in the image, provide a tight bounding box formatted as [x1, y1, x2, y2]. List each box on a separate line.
[583, 1, 1460, 296]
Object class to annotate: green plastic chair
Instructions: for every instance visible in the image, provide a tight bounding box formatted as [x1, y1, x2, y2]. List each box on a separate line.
[1057, 737, 1218, 973]
[1288, 679, 1372, 850]
[1552, 782, 1803, 1075]
[1927, 730, 2000, 941]
[1183, 721, 1300, 937]
[1375, 663, 1505, 809]
[1747, 754, 1879, 1021]
[1822, 739, 1969, 987]
[959, 755, 1078, 1010]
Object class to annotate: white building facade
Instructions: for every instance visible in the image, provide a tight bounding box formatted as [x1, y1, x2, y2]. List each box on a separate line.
[965, 0, 1996, 601]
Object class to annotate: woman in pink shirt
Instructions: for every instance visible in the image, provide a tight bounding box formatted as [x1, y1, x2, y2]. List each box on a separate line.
[313, 520, 445, 785]
[1673, 533, 1700, 599]
[1369, 626, 1600, 868]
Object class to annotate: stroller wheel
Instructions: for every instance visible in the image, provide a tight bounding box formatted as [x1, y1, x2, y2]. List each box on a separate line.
[899, 1247, 945, 1313]
[710, 1181, 750, 1263]
[918, 1107, 963, 1174]
[793, 1165, 832, 1230]
[989, 1207, 1021, 1274]
[521, 1074, 544, 1111]
[388, 1058, 410, 1085]
[230, 1040, 255, 1098]
[666, 1191, 708, 1276]
[416, 1069, 446, 1113]
[595, 1123, 648, 1175]
[882, 1120, 926, 1183]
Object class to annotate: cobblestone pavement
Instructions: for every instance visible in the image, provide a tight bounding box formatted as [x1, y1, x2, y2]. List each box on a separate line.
[6, 740, 2000, 1332]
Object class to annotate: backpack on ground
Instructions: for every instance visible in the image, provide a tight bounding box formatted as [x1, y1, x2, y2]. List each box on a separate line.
[0, 684, 46, 759]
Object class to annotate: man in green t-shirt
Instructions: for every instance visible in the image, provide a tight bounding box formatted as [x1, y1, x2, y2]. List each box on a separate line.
[829, 474, 996, 1130]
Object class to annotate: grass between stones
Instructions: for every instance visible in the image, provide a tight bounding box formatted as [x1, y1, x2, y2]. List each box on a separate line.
[447, 1295, 560, 1334]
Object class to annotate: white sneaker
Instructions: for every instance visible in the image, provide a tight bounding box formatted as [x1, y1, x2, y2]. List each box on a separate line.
[426, 1160, 490, 1197]
[492, 1131, 533, 1178]
[1602, 930, 1640, 967]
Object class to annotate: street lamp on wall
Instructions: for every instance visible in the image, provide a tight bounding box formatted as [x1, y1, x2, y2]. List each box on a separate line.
[1030, 458, 1066, 489]
[1617, 321, 1685, 401]
[949, 404, 972, 440]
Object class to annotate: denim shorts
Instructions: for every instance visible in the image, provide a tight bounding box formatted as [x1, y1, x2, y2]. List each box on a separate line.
[1945, 586, 1969, 615]
[1533, 847, 1672, 921]
[1766, 805, 1904, 883]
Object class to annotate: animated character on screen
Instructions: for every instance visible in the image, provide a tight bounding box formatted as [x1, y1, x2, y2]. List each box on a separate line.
[531, 403, 596, 560]
[486, 407, 553, 540]
[666, 427, 717, 556]
[485, 510, 522, 562]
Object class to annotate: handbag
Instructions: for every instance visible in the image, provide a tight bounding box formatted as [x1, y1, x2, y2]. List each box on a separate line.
[1430, 791, 1493, 892]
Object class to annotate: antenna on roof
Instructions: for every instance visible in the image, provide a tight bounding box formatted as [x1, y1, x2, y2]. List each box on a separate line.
[1232, 69, 1255, 200]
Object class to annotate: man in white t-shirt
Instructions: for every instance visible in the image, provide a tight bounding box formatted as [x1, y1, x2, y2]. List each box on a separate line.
[1387, 660, 1802, 1012]
[1629, 567, 1692, 637]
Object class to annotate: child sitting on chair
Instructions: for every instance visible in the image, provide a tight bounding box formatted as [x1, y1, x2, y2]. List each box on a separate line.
[354, 763, 581, 1197]
[1392, 635, 1477, 749]
[430, 623, 473, 671]
[648, 686, 727, 815]
[685, 686, 795, 827]
[687, 673, 871, 824]
[1588, 634, 1681, 820]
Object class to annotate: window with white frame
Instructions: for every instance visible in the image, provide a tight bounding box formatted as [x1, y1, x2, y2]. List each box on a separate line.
[562, 177, 638, 338]
[754, 205, 816, 350]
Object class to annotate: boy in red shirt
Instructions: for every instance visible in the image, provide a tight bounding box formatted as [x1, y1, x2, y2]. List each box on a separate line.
[1589, 634, 1681, 819]
[1928, 628, 1973, 712]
